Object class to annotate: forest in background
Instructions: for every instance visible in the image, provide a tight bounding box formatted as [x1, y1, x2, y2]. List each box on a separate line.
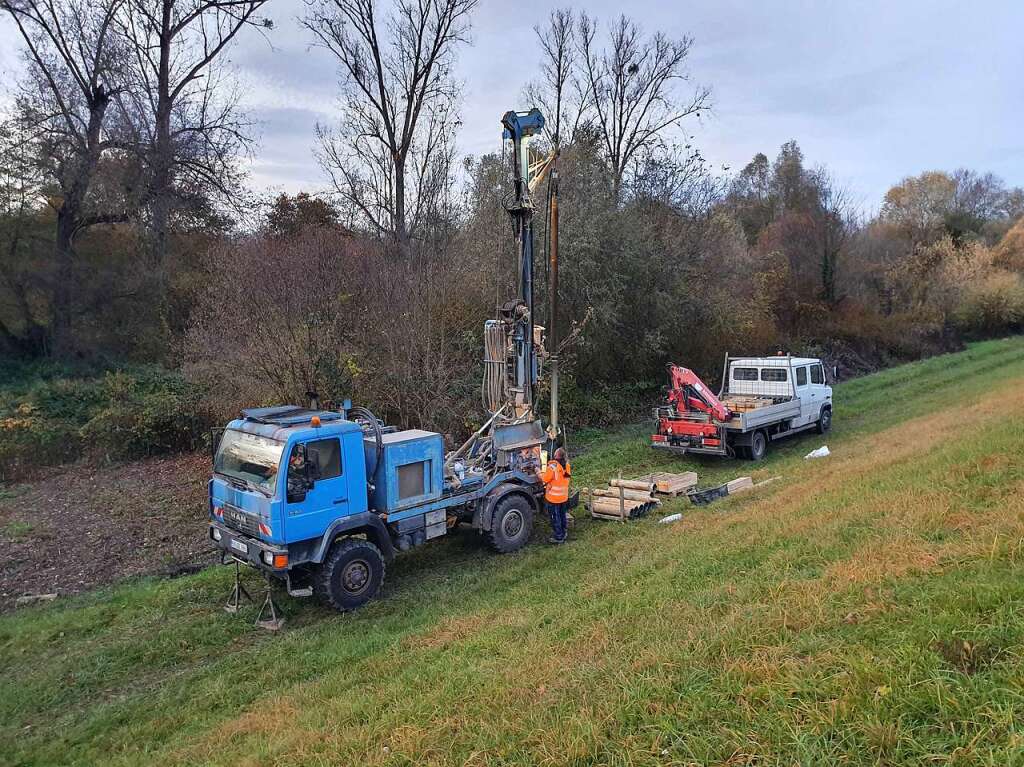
[1, 0, 1023, 479]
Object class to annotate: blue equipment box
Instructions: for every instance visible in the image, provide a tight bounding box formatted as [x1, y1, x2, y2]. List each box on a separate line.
[365, 429, 444, 513]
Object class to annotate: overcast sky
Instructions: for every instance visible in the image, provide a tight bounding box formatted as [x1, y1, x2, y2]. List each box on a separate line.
[2, 0, 1022, 211]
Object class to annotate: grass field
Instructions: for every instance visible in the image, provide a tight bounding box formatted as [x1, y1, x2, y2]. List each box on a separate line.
[3, 337, 1024, 766]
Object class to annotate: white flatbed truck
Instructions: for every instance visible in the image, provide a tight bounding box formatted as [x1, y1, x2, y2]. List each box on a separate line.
[652, 354, 833, 460]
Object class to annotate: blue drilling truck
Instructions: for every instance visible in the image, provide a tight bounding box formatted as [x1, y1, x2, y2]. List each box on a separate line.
[209, 403, 547, 615]
[207, 108, 569, 623]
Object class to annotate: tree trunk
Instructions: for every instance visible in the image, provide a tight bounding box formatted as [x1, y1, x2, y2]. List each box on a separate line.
[49, 89, 109, 358]
[394, 152, 409, 255]
[49, 205, 77, 356]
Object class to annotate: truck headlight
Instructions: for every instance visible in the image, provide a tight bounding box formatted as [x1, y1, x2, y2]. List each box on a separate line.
[212, 528, 222, 541]
[262, 550, 274, 565]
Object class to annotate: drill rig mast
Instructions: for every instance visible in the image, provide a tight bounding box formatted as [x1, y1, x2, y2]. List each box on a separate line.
[483, 108, 556, 421]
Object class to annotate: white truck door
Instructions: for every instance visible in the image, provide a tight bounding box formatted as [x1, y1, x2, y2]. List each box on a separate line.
[794, 365, 812, 426]
[809, 363, 827, 423]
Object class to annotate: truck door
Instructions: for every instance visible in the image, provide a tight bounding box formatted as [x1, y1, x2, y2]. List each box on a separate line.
[794, 366, 813, 426]
[809, 363, 827, 422]
[284, 437, 350, 542]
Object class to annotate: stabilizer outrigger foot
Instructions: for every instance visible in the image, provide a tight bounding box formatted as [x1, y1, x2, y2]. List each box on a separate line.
[255, 574, 284, 631]
[224, 559, 253, 613]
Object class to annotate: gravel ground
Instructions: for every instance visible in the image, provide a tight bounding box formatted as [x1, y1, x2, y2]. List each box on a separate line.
[0, 452, 218, 611]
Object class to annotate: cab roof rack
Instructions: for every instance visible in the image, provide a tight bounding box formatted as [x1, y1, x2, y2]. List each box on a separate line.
[241, 406, 345, 426]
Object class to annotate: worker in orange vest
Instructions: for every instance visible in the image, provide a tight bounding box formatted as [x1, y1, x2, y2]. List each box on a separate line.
[538, 447, 571, 544]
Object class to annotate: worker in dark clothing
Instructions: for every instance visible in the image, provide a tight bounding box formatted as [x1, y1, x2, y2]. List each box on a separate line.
[538, 447, 571, 544]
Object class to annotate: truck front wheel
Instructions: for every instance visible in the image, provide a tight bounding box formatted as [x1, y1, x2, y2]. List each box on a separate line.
[749, 430, 768, 461]
[817, 407, 832, 434]
[487, 494, 534, 553]
[315, 538, 385, 612]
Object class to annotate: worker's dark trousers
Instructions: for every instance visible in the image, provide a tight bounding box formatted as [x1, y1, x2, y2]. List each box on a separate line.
[547, 500, 568, 541]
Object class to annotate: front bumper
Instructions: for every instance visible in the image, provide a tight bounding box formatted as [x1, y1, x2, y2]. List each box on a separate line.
[209, 522, 288, 571]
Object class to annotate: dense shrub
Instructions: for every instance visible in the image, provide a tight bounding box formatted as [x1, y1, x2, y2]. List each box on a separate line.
[0, 365, 211, 480]
[953, 272, 1024, 336]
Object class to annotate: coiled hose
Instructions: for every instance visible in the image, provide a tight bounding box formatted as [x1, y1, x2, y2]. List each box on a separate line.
[482, 322, 508, 414]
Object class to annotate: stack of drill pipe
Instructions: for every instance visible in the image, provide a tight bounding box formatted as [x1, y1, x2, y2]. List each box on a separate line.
[587, 479, 660, 522]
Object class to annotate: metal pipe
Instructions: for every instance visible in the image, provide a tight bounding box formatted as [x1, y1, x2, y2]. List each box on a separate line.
[548, 168, 560, 437]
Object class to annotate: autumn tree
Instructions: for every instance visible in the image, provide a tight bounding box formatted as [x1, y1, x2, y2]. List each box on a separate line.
[266, 192, 343, 237]
[0, 116, 50, 355]
[305, 0, 478, 252]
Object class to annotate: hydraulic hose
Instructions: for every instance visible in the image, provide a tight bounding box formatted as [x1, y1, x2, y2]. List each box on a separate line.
[349, 406, 383, 477]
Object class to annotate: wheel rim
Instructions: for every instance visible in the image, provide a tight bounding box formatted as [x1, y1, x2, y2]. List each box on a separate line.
[502, 509, 524, 538]
[823, 411, 831, 428]
[341, 559, 371, 595]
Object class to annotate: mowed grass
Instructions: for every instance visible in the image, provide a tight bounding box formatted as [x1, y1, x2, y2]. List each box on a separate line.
[3, 337, 1024, 766]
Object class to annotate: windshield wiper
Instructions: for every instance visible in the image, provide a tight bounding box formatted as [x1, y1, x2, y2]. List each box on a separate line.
[216, 471, 272, 498]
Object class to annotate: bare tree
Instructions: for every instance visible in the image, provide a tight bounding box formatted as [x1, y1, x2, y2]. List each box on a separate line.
[527, 8, 584, 149]
[1, 0, 133, 355]
[118, 0, 270, 276]
[304, 0, 478, 252]
[577, 13, 710, 201]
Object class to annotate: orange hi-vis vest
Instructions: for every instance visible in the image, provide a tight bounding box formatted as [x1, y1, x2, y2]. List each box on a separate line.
[540, 459, 571, 503]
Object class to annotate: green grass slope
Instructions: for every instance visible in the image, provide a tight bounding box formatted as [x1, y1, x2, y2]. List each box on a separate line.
[2, 337, 1024, 766]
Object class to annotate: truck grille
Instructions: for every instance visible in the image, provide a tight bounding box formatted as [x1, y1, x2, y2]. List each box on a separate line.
[222, 504, 260, 537]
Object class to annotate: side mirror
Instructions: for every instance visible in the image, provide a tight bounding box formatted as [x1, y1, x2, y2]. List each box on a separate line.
[209, 428, 225, 466]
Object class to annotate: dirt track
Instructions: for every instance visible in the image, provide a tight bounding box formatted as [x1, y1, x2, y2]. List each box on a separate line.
[0, 453, 217, 610]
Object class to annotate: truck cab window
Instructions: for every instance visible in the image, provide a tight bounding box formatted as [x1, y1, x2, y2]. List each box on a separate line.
[733, 367, 758, 381]
[796, 366, 807, 386]
[306, 438, 342, 480]
[810, 364, 824, 384]
[760, 368, 788, 382]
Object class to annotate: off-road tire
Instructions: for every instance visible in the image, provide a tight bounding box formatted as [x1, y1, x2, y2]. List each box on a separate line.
[487, 494, 534, 553]
[315, 538, 385, 612]
[817, 407, 832, 434]
[748, 430, 768, 461]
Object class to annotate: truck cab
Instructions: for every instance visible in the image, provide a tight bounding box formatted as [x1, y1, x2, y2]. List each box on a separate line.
[209, 405, 546, 614]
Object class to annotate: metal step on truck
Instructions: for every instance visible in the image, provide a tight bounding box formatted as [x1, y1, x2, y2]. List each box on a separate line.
[652, 353, 833, 460]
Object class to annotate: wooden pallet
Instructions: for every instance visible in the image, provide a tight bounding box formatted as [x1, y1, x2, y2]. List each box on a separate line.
[722, 395, 775, 413]
[635, 471, 698, 496]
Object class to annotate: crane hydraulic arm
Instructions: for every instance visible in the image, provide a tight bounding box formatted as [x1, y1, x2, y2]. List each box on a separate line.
[665, 364, 733, 422]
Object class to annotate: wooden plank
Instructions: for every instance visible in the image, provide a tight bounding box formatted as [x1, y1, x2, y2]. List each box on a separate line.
[636, 471, 698, 495]
[726, 476, 754, 495]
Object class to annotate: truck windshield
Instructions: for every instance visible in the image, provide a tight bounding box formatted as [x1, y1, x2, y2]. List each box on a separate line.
[214, 430, 284, 493]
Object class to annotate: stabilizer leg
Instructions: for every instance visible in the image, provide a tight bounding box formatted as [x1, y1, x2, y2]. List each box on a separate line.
[255, 573, 284, 631]
[224, 559, 253, 614]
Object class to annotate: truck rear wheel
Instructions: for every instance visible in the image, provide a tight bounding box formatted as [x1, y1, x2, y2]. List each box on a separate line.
[315, 538, 385, 612]
[748, 430, 768, 461]
[487, 494, 534, 553]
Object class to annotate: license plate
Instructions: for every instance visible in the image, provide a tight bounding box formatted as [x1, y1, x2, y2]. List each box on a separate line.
[230, 539, 248, 554]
